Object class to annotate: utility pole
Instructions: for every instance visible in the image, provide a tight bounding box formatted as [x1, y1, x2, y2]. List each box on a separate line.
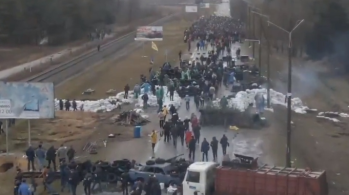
[248, 7, 251, 46]
[258, 17, 262, 75]
[268, 19, 304, 168]
[267, 31, 270, 108]
[252, 14, 255, 58]
[286, 38, 292, 168]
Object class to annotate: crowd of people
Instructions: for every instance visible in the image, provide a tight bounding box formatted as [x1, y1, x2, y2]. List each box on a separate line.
[14, 15, 255, 195]
[149, 15, 248, 162]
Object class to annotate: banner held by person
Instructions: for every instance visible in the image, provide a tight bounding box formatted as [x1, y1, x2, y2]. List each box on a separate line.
[185, 5, 198, 12]
[151, 41, 158, 51]
[135, 26, 163, 41]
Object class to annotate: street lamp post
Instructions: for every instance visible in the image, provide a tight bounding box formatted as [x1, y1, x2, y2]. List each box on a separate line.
[267, 19, 304, 168]
[251, 11, 271, 108]
[245, 39, 261, 76]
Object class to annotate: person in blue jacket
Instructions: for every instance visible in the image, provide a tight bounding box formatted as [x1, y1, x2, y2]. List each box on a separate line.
[141, 82, 150, 94]
[18, 179, 31, 195]
[228, 71, 235, 84]
[201, 138, 210, 162]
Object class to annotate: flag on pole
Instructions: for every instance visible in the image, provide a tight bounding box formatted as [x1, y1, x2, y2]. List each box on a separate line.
[151, 41, 158, 51]
[150, 56, 154, 64]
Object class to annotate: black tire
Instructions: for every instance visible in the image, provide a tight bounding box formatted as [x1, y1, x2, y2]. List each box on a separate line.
[155, 158, 165, 164]
[231, 158, 241, 163]
[107, 173, 117, 182]
[100, 162, 110, 169]
[146, 160, 155, 165]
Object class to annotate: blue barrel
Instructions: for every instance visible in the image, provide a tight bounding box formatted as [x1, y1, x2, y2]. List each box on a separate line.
[134, 126, 142, 138]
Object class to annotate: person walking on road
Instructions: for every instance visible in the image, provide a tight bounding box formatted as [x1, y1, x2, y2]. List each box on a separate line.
[177, 120, 185, 146]
[171, 124, 178, 148]
[163, 120, 171, 143]
[185, 130, 193, 148]
[201, 138, 210, 162]
[220, 134, 229, 155]
[210, 137, 218, 161]
[185, 95, 190, 111]
[151, 130, 158, 157]
[158, 110, 165, 129]
[188, 136, 196, 161]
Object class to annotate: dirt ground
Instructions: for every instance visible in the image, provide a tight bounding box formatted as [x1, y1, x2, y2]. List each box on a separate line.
[0, 11, 169, 73]
[248, 40, 349, 194]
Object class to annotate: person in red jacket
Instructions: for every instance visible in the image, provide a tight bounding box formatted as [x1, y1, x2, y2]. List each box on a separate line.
[191, 113, 199, 129]
[185, 131, 193, 148]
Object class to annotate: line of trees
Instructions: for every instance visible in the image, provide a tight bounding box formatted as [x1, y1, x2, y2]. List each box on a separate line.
[0, 0, 149, 45]
[230, 0, 349, 70]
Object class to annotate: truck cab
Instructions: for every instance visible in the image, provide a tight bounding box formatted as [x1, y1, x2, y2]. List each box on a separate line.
[182, 162, 219, 195]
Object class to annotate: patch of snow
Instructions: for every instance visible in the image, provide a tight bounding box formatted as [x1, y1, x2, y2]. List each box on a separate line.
[318, 111, 349, 118]
[316, 116, 340, 123]
[214, 88, 310, 113]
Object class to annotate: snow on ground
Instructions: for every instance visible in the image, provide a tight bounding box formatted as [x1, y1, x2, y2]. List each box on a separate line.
[54, 86, 182, 113]
[213, 88, 310, 114]
[318, 111, 349, 118]
[316, 111, 349, 123]
[316, 116, 340, 123]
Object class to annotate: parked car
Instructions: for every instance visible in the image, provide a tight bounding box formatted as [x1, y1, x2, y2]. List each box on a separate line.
[129, 161, 182, 187]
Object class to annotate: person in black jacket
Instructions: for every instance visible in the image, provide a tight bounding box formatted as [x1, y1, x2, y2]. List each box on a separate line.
[194, 95, 200, 110]
[169, 85, 175, 101]
[92, 164, 103, 192]
[171, 113, 178, 124]
[210, 137, 218, 161]
[183, 117, 191, 131]
[163, 120, 171, 143]
[25, 146, 35, 171]
[68, 169, 79, 195]
[171, 124, 178, 148]
[169, 104, 177, 115]
[201, 138, 210, 162]
[83, 171, 92, 195]
[193, 126, 201, 144]
[46, 146, 57, 171]
[142, 94, 149, 109]
[177, 120, 185, 146]
[121, 171, 130, 195]
[14, 168, 22, 195]
[188, 137, 196, 161]
[59, 99, 64, 111]
[220, 134, 229, 155]
[124, 84, 130, 99]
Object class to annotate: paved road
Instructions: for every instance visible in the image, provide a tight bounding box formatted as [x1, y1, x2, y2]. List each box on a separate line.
[80, 2, 281, 194]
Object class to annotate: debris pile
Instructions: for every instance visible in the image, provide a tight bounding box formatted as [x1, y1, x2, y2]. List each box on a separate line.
[112, 110, 149, 126]
[82, 88, 95, 95]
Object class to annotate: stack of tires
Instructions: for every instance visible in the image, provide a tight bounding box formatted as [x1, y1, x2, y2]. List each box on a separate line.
[90, 159, 132, 183]
[145, 158, 166, 165]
